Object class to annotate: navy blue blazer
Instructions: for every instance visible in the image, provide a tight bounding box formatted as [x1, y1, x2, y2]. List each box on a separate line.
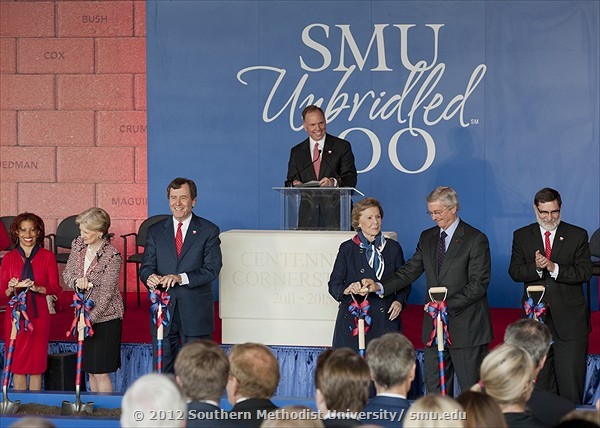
[140, 213, 222, 336]
[329, 237, 411, 351]
[364, 395, 410, 427]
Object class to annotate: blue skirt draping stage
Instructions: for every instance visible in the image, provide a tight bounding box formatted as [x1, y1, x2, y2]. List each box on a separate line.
[0, 342, 598, 405]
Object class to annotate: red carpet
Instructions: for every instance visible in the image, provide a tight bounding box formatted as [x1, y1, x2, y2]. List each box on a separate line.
[1, 292, 598, 354]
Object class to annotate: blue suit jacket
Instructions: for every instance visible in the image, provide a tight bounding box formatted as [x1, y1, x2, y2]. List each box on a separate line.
[140, 213, 222, 336]
[364, 395, 410, 427]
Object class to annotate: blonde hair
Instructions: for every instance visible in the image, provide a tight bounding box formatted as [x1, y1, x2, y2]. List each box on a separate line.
[76, 207, 111, 236]
[471, 344, 535, 407]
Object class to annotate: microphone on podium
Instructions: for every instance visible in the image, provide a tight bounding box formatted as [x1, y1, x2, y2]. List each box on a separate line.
[285, 149, 321, 187]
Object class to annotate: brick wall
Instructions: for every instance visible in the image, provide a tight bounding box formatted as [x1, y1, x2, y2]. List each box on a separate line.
[0, 0, 148, 290]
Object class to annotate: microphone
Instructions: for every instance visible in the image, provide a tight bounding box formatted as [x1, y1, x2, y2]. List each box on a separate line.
[285, 149, 321, 187]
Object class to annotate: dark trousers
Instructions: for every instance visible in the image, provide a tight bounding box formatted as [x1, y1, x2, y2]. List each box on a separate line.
[424, 344, 488, 396]
[151, 302, 211, 373]
[537, 310, 588, 404]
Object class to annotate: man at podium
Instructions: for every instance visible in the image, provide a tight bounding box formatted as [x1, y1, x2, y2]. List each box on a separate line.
[285, 105, 357, 230]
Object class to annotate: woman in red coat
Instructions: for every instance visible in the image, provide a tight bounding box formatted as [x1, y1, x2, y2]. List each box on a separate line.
[0, 213, 61, 390]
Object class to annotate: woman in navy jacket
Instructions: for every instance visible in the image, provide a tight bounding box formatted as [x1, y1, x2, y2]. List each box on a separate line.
[328, 198, 411, 351]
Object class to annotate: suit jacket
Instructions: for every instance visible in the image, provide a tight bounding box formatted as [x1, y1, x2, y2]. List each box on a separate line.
[187, 402, 237, 428]
[364, 395, 410, 427]
[508, 221, 592, 341]
[381, 220, 493, 348]
[286, 133, 357, 187]
[230, 398, 278, 428]
[139, 213, 223, 336]
[329, 238, 411, 351]
[527, 383, 575, 427]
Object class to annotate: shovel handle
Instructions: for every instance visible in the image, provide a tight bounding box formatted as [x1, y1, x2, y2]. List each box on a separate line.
[436, 313, 444, 352]
[527, 285, 545, 293]
[358, 318, 365, 352]
[77, 312, 86, 341]
[157, 305, 163, 341]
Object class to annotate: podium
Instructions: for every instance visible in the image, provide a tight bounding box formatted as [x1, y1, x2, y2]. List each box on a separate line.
[273, 187, 363, 231]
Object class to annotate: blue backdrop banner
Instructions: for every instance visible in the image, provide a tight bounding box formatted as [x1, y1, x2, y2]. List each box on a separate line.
[146, 1, 599, 308]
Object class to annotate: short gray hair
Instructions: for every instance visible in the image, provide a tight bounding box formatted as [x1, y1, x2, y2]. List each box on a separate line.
[121, 374, 186, 427]
[426, 186, 460, 210]
[504, 318, 552, 368]
[366, 333, 415, 388]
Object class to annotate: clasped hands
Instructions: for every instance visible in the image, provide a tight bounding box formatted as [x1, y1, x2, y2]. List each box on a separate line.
[147, 273, 181, 291]
[342, 279, 402, 320]
[6, 278, 38, 296]
[535, 250, 556, 273]
[75, 277, 94, 291]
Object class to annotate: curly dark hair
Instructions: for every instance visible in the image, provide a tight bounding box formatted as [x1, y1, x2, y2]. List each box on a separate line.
[9, 212, 46, 248]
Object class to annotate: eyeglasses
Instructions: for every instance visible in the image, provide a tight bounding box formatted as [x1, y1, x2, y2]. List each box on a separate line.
[427, 207, 451, 217]
[536, 207, 561, 217]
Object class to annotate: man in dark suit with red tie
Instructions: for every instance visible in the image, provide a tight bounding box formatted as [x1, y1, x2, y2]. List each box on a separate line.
[509, 187, 592, 404]
[361, 186, 493, 397]
[286, 105, 357, 230]
[140, 177, 223, 373]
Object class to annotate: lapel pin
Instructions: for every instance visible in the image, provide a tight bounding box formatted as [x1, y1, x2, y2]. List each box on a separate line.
[559, 236, 563, 241]
[192, 230, 197, 234]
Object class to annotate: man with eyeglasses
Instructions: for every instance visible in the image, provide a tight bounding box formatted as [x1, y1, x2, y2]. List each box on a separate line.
[360, 186, 492, 397]
[509, 187, 592, 404]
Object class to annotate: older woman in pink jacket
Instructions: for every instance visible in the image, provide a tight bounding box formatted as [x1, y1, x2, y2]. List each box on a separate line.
[63, 207, 123, 393]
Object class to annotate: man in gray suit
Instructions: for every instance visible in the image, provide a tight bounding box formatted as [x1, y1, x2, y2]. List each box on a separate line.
[361, 186, 492, 396]
[140, 177, 223, 373]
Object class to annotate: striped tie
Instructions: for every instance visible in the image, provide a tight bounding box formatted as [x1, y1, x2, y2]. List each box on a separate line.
[438, 231, 447, 273]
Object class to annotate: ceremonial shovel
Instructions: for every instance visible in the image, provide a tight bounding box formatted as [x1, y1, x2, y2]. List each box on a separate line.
[0, 315, 21, 415]
[429, 286, 449, 397]
[61, 290, 94, 415]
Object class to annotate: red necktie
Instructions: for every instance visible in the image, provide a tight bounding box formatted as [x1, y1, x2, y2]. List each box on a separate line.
[175, 222, 183, 257]
[313, 142, 321, 178]
[544, 230, 551, 259]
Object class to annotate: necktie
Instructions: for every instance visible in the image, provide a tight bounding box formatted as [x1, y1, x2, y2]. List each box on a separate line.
[313, 142, 321, 178]
[544, 230, 551, 259]
[438, 231, 447, 273]
[175, 222, 183, 257]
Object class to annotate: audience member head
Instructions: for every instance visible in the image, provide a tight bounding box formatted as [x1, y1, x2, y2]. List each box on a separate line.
[556, 409, 600, 428]
[457, 390, 507, 428]
[76, 207, 111, 239]
[175, 339, 229, 402]
[10, 212, 45, 248]
[121, 373, 186, 427]
[260, 405, 324, 428]
[227, 343, 280, 404]
[366, 333, 415, 394]
[404, 395, 466, 428]
[10, 417, 56, 428]
[314, 348, 371, 414]
[504, 318, 552, 376]
[471, 344, 535, 411]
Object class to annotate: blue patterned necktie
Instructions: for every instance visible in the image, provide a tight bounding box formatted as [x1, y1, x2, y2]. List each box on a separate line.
[438, 231, 447, 273]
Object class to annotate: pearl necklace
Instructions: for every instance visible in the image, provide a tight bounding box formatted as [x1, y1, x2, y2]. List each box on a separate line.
[86, 243, 102, 260]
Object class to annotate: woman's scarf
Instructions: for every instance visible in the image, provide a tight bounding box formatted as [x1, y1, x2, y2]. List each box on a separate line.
[353, 229, 386, 280]
[17, 243, 40, 317]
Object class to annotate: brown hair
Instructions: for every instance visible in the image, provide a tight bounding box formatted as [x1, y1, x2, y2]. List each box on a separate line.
[457, 391, 507, 428]
[229, 343, 280, 399]
[351, 197, 384, 230]
[175, 340, 229, 401]
[315, 348, 370, 412]
[167, 177, 198, 200]
[10, 213, 46, 247]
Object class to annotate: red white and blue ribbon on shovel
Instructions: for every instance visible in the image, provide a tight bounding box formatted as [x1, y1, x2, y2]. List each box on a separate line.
[66, 291, 95, 339]
[8, 290, 33, 333]
[149, 289, 171, 373]
[349, 296, 371, 357]
[426, 298, 452, 397]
